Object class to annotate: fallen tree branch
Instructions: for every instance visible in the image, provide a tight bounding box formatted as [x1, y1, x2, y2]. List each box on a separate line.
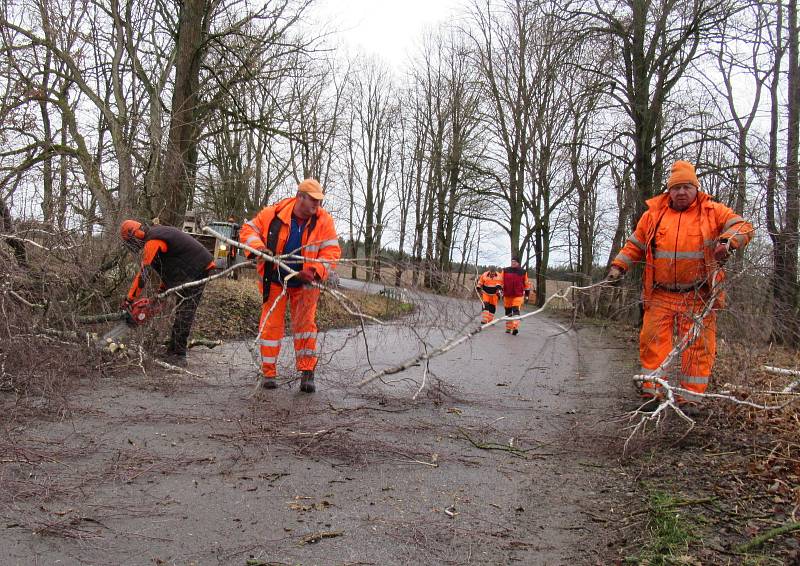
[734, 521, 800, 553]
[7, 290, 44, 308]
[155, 258, 254, 299]
[763, 366, 800, 393]
[187, 338, 222, 349]
[0, 232, 81, 252]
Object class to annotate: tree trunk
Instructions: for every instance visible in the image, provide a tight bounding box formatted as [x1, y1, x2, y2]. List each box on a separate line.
[774, 0, 800, 344]
[160, 0, 207, 226]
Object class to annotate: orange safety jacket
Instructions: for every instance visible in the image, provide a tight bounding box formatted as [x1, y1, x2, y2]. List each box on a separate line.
[476, 271, 503, 295]
[239, 197, 341, 290]
[611, 192, 752, 308]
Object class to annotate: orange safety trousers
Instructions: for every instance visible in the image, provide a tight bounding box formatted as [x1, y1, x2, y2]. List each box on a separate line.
[503, 296, 524, 331]
[259, 283, 320, 378]
[481, 292, 499, 323]
[639, 289, 716, 399]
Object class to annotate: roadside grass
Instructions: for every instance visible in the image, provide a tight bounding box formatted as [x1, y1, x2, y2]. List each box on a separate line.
[193, 277, 413, 340]
[627, 490, 696, 565]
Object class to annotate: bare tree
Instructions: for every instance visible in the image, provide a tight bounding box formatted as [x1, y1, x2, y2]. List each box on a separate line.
[766, 0, 800, 344]
[466, 0, 536, 259]
[570, 0, 728, 223]
[345, 57, 395, 280]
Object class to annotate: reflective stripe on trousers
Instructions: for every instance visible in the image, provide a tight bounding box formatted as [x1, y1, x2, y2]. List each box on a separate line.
[481, 292, 498, 324]
[639, 289, 716, 397]
[503, 296, 524, 331]
[259, 283, 320, 377]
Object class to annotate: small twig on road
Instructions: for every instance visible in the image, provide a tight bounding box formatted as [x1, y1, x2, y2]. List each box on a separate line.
[298, 530, 344, 545]
[734, 521, 800, 553]
[457, 427, 539, 459]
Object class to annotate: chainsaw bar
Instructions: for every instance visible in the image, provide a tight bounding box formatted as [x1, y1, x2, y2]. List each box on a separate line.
[99, 320, 132, 344]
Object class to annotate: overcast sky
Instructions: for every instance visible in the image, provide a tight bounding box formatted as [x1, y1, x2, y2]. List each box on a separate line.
[311, 0, 465, 70]
[305, 0, 554, 267]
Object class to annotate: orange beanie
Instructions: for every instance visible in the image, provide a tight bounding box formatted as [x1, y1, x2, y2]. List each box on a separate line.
[667, 160, 699, 189]
[120, 219, 145, 241]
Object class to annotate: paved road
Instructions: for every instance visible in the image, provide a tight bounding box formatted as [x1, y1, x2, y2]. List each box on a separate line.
[0, 287, 636, 565]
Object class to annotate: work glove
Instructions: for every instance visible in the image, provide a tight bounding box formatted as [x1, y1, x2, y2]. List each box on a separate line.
[713, 239, 731, 263]
[121, 297, 133, 311]
[297, 267, 317, 284]
[606, 266, 624, 282]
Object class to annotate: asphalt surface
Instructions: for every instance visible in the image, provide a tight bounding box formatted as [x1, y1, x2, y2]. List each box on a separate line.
[0, 282, 635, 565]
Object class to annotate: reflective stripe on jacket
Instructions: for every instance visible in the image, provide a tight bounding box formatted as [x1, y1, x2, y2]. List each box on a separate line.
[611, 192, 752, 308]
[240, 197, 341, 286]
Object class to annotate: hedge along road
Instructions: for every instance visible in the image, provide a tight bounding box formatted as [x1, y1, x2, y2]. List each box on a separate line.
[1, 280, 640, 565]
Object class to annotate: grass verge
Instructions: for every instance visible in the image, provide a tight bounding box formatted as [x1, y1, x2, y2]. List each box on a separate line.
[627, 490, 696, 565]
[193, 277, 413, 340]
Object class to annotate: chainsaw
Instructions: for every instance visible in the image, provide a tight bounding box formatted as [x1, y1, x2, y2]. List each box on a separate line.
[79, 298, 163, 345]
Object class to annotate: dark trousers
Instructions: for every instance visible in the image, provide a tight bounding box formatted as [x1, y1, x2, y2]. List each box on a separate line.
[167, 280, 206, 356]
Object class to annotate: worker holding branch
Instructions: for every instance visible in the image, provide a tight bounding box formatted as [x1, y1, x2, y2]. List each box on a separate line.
[607, 161, 752, 413]
[239, 179, 340, 393]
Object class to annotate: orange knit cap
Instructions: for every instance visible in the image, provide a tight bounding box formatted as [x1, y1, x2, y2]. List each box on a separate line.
[667, 160, 699, 189]
[120, 219, 145, 241]
[298, 178, 325, 200]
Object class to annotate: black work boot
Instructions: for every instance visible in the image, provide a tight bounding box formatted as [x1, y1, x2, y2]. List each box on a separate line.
[261, 377, 277, 389]
[160, 349, 187, 367]
[300, 370, 315, 393]
[512, 328, 519, 336]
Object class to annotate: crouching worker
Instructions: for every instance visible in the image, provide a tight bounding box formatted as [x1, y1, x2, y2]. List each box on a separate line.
[502, 257, 531, 335]
[239, 179, 341, 393]
[607, 160, 752, 413]
[120, 220, 215, 364]
[476, 266, 503, 324]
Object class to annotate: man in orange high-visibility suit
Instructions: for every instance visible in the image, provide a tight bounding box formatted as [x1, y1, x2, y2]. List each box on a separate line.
[501, 257, 532, 335]
[239, 179, 341, 393]
[476, 267, 503, 324]
[607, 161, 752, 411]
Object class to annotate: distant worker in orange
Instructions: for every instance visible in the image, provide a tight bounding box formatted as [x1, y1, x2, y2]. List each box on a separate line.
[476, 266, 503, 324]
[501, 257, 532, 335]
[607, 161, 752, 411]
[120, 220, 216, 364]
[239, 179, 340, 393]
